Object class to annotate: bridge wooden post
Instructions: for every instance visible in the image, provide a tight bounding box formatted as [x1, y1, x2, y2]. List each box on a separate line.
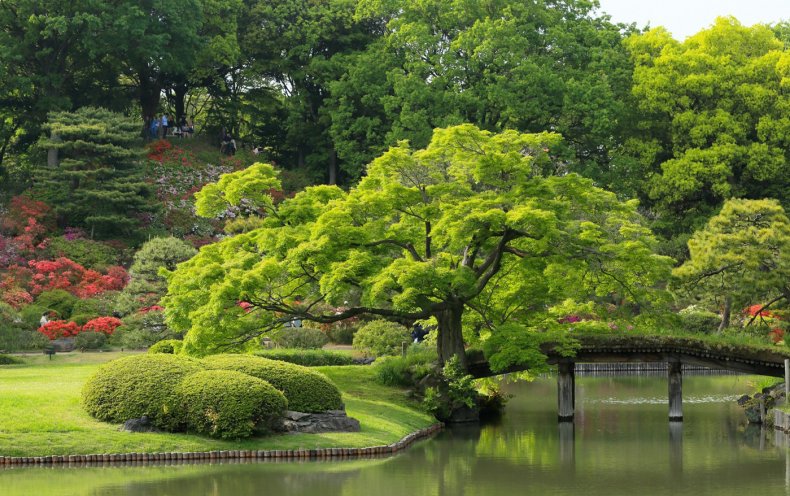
[669, 421, 683, 474]
[558, 421, 575, 468]
[668, 360, 683, 421]
[558, 361, 575, 422]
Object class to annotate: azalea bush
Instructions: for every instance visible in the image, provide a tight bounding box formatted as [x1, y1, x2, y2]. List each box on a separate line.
[82, 317, 123, 336]
[38, 320, 81, 340]
[28, 258, 128, 298]
[1, 258, 128, 304]
[0, 195, 53, 260]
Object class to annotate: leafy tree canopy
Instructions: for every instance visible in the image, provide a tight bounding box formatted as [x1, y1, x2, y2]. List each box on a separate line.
[194, 162, 282, 218]
[625, 18, 790, 238]
[672, 198, 790, 325]
[328, 0, 636, 183]
[163, 125, 672, 369]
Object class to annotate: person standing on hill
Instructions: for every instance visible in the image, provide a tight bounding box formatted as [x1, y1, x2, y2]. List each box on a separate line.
[149, 118, 158, 140]
[161, 114, 169, 137]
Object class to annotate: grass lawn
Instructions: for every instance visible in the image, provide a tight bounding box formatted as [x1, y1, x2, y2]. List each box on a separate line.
[0, 352, 435, 457]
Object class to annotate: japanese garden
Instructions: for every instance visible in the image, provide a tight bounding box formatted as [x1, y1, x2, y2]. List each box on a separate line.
[2, 1, 790, 494]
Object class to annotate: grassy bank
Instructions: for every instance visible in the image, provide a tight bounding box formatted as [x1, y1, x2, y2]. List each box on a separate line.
[0, 352, 434, 457]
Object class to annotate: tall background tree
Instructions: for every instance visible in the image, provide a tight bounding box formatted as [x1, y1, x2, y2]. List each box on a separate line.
[105, 0, 204, 131]
[624, 18, 790, 256]
[237, 0, 383, 184]
[326, 0, 636, 183]
[0, 0, 125, 180]
[34, 107, 156, 239]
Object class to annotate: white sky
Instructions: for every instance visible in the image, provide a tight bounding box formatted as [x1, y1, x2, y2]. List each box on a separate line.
[596, 0, 790, 39]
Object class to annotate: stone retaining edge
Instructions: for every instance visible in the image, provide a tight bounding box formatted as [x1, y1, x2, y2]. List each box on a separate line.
[0, 422, 444, 467]
[775, 410, 790, 432]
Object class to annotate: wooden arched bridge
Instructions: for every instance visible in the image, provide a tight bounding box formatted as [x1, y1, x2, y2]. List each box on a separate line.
[466, 335, 790, 422]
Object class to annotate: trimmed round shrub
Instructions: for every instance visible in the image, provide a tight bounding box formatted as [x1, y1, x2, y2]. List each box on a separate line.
[148, 339, 183, 354]
[174, 370, 287, 439]
[81, 354, 202, 429]
[202, 354, 343, 413]
[0, 303, 47, 352]
[70, 313, 96, 326]
[679, 307, 721, 334]
[113, 311, 173, 349]
[255, 349, 356, 366]
[353, 320, 411, 357]
[70, 298, 106, 324]
[272, 327, 329, 349]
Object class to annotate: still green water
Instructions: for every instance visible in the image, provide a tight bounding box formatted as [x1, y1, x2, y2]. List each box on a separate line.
[3, 374, 789, 496]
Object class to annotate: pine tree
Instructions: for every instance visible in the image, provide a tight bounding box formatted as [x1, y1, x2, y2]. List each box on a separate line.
[35, 107, 156, 239]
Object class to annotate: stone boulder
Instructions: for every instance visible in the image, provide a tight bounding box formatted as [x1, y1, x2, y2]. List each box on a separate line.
[352, 357, 376, 365]
[281, 410, 361, 433]
[52, 338, 75, 352]
[739, 382, 786, 424]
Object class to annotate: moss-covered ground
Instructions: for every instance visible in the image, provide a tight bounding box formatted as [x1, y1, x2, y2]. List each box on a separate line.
[0, 352, 434, 457]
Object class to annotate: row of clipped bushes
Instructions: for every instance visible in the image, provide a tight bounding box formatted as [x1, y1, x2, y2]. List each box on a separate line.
[81, 353, 343, 439]
[255, 349, 356, 366]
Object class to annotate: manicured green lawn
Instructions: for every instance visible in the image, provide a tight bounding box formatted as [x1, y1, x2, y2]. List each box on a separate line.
[0, 352, 434, 457]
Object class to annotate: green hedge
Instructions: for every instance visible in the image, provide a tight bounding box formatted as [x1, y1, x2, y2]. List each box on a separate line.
[678, 308, 721, 334]
[44, 236, 119, 270]
[272, 327, 329, 349]
[174, 370, 287, 439]
[148, 339, 183, 354]
[35, 290, 79, 320]
[81, 354, 202, 430]
[202, 354, 343, 413]
[255, 349, 356, 366]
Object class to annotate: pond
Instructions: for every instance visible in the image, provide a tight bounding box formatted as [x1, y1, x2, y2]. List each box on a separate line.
[3, 374, 788, 496]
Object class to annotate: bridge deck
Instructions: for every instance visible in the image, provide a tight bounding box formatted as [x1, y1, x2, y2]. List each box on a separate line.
[467, 335, 790, 378]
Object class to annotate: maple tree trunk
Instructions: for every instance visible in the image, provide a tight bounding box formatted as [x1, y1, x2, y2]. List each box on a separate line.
[718, 297, 731, 333]
[436, 303, 467, 369]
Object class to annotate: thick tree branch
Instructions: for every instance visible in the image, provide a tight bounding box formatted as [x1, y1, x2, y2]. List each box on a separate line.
[474, 230, 517, 295]
[474, 230, 512, 278]
[425, 221, 432, 259]
[686, 262, 744, 290]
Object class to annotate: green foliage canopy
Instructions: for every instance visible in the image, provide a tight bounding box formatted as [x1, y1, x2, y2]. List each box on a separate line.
[329, 0, 636, 182]
[35, 107, 157, 238]
[626, 18, 790, 236]
[163, 125, 672, 371]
